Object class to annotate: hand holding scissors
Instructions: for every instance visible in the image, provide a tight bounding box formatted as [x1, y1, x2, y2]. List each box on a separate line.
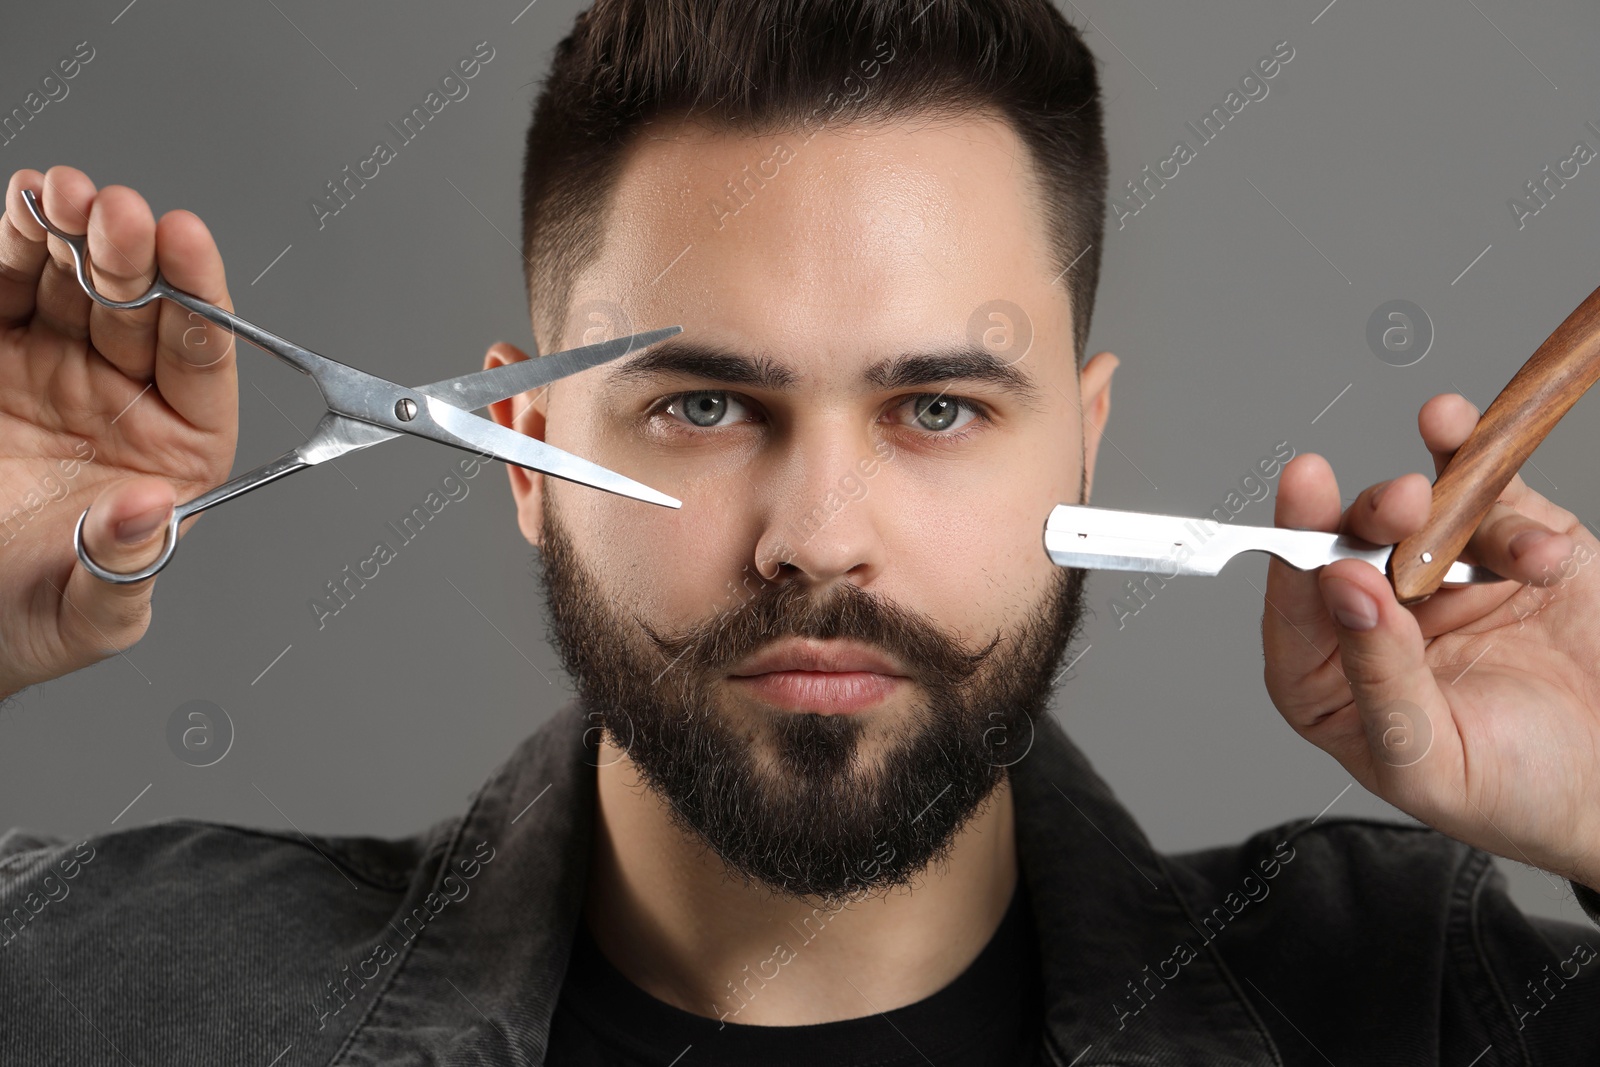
[18, 186, 681, 586]
[0, 167, 676, 701]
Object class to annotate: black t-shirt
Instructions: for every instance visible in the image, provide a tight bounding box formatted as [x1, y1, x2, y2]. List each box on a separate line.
[546, 881, 1043, 1065]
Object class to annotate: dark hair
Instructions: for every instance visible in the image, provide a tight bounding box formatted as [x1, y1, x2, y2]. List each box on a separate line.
[520, 0, 1106, 363]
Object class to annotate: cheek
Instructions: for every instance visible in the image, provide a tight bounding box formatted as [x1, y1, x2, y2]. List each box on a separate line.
[576, 487, 756, 624]
[880, 476, 1059, 638]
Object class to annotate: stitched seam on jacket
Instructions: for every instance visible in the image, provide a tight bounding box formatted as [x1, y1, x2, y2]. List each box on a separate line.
[328, 807, 478, 1066]
[0, 821, 415, 891]
[1269, 818, 1542, 1064]
[181, 821, 418, 891]
[1276, 813, 1433, 848]
[1150, 847, 1287, 1067]
[0, 840, 67, 878]
[1460, 848, 1535, 1067]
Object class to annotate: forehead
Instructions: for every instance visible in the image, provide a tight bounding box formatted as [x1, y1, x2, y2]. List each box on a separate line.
[568, 112, 1069, 359]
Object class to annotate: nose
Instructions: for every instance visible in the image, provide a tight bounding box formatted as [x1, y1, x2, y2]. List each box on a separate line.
[753, 430, 891, 587]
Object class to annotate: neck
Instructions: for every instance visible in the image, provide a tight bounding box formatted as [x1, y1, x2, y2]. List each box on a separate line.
[583, 740, 1018, 1027]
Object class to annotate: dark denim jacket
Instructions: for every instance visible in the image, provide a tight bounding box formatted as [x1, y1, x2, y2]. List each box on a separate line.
[4, 700, 1599, 1065]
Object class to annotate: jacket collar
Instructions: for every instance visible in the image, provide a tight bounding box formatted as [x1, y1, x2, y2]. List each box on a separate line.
[1006, 708, 1283, 1065]
[342, 700, 1281, 1065]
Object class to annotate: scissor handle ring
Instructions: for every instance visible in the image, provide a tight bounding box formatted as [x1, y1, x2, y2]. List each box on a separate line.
[73, 506, 181, 584]
[20, 189, 167, 311]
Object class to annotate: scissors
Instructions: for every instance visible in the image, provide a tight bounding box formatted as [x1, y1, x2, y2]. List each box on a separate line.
[21, 188, 683, 585]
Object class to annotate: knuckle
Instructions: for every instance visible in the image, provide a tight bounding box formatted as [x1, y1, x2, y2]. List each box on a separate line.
[91, 302, 157, 337]
[92, 253, 139, 288]
[0, 255, 36, 288]
[165, 330, 236, 371]
[101, 594, 154, 640]
[62, 595, 148, 653]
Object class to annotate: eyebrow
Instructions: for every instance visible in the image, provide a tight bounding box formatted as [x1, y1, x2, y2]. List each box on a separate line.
[599, 339, 1048, 411]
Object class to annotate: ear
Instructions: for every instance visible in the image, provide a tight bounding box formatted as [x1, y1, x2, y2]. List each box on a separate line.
[1078, 351, 1119, 503]
[484, 341, 548, 546]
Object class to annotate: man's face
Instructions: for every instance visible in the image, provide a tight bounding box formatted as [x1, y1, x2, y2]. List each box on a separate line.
[496, 112, 1115, 901]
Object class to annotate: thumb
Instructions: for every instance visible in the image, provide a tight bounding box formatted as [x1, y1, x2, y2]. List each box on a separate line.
[62, 477, 177, 651]
[1317, 557, 1446, 782]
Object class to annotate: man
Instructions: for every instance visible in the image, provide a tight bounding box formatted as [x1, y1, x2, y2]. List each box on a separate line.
[2, 1, 1598, 1063]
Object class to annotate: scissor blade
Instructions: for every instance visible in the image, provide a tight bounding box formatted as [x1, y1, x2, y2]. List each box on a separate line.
[421, 396, 681, 508]
[1043, 504, 1504, 586]
[297, 410, 405, 464]
[412, 326, 683, 412]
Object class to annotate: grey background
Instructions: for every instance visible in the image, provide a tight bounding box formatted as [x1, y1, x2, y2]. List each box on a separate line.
[1, 0, 1595, 926]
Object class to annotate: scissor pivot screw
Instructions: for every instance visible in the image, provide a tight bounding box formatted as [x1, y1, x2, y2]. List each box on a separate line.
[395, 398, 418, 422]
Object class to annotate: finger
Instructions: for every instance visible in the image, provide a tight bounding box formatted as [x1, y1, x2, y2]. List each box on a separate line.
[1419, 392, 1575, 528]
[1261, 452, 1347, 718]
[1335, 470, 1432, 546]
[1422, 393, 1533, 513]
[1314, 554, 1457, 805]
[34, 166, 99, 341]
[151, 209, 237, 435]
[1419, 392, 1479, 479]
[0, 169, 50, 326]
[1332, 468, 1524, 641]
[1455, 501, 1580, 589]
[1415, 392, 1581, 585]
[58, 476, 176, 652]
[85, 186, 160, 381]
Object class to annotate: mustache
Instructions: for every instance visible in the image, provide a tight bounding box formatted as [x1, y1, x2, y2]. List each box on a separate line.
[634, 577, 1000, 690]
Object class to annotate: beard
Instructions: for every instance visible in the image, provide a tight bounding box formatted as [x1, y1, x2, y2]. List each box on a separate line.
[535, 487, 1088, 906]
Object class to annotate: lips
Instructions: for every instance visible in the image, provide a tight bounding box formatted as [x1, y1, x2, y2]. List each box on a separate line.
[727, 638, 906, 678]
[725, 640, 910, 714]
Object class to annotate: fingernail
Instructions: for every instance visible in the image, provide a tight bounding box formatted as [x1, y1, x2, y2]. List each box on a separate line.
[1508, 529, 1552, 561]
[1327, 581, 1379, 631]
[1370, 479, 1393, 508]
[115, 506, 168, 545]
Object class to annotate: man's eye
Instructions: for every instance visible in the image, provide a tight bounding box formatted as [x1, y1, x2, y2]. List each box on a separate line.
[662, 390, 752, 429]
[654, 391, 985, 436]
[897, 394, 983, 435]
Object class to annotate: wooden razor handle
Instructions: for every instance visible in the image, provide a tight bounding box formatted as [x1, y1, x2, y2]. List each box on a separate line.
[1388, 282, 1600, 605]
